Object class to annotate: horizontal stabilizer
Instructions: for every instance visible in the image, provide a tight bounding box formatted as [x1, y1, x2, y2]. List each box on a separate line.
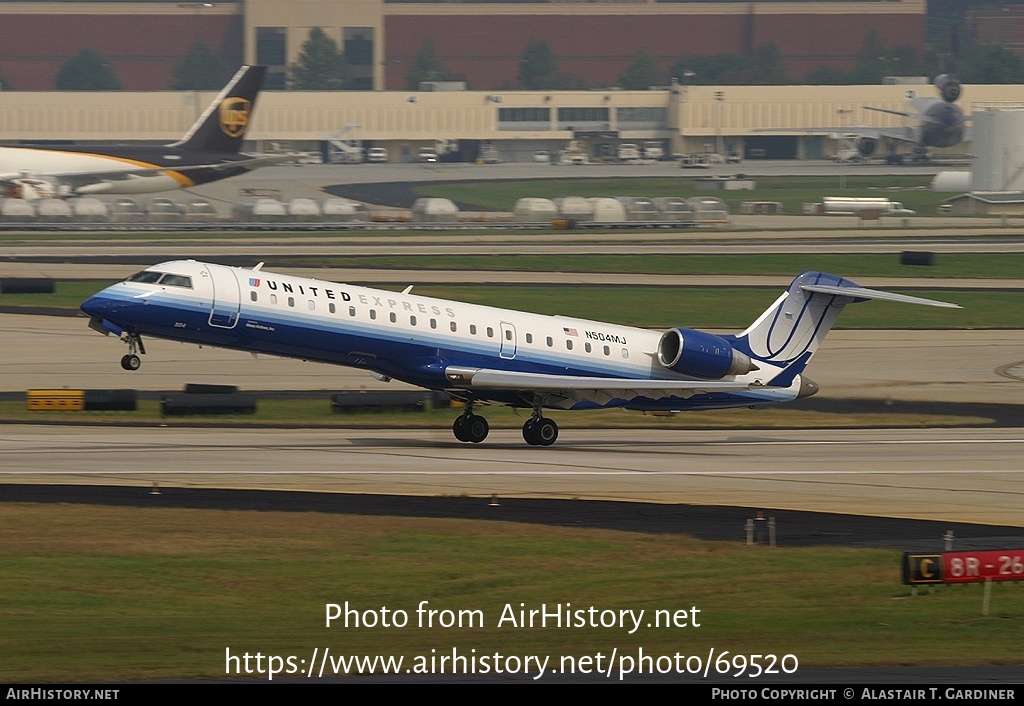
[800, 283, 961, 308]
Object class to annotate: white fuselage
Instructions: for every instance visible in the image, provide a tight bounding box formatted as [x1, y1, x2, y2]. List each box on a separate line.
[81, 260, 795, 413]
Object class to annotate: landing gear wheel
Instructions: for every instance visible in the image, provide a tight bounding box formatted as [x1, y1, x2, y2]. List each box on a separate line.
[464, 415, 489, 443]
[453, 414, 489, 443]
[120, 354, 141, 371]
[522, 418, 536, 442]
[453, 416, 469, 442]
[523, 417, 557, 446]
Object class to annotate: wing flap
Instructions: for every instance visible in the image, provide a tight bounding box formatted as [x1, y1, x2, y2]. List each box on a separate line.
[445, 366, 752, 398]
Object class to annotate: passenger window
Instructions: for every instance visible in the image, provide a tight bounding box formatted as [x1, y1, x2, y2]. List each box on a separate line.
[470, 325, 477, 335]
[329, 303, 336, 314]
[390, 312, 397, 323]
[603, 345, 610, 356]
[369, 310, 377, 320]
[270, 294, 278, 305]
[546, 336, 553, 347]
[410, 315, 417, 326]
[450, 322, 457, 332]
[287, 296, 295, 307]
[566, 340, 573, 350]
[349, 306, 356, 317]
[308, 300, 315, 311]
[250, 291, 258, 302]
[525, 333, 533, 344]
[486, 327, 494, 338]
[430, 319, 437, 329]
[505, 329, 512, 341]
[622, 348, 629, 359]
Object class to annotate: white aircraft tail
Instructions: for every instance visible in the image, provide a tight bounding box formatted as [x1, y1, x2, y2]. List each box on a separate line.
[730, 271, 958, 385]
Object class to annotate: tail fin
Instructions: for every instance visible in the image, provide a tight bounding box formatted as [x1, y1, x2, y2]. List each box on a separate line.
[729, 271, 959, 385]
[171, 65, 267, 154]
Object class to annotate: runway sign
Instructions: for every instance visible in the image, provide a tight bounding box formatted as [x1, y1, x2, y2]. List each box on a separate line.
[903, 550, 1024, 585]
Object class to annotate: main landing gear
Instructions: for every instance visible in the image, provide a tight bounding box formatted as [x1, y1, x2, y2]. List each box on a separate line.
[453, 404, 489, 443]
[119, 332, 145, 371]
[450, 404, 559, 446]
[522, 412, 558, 446]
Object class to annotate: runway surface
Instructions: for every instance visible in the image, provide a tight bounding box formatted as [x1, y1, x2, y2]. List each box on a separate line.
[4, 425, 1023, 526]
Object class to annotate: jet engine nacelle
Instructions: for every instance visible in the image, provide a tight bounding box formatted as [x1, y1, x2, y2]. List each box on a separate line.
[10, 177, 65, 200]
[934, 73, 962, 103]
[657, 328, 755, 379]
[855, 136, 877, 157]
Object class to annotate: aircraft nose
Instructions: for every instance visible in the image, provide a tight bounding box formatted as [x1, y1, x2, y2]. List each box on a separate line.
[80, 295, 108, 319]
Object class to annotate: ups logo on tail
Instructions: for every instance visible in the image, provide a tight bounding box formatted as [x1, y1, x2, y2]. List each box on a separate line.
[219, 97, 251, 138]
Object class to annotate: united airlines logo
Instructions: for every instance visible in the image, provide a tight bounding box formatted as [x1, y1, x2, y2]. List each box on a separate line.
[249, 278, 260, 287]
[219, 97, 251, 138]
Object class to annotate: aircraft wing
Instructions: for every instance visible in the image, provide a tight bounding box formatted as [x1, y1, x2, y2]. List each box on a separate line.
[1, 153, 301, 197]
[444, 366, 752, 406]
[755, 125, 916, 143]
[172, 153, 302, 174]
[865, 105, 948, 127]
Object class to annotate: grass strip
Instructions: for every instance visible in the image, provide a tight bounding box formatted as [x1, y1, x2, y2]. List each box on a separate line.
[413, 175, 953, 215]
[1, 503, 1021, 681]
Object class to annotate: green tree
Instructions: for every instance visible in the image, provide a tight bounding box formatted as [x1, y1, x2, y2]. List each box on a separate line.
[289, 27, 349, 90]
[960, 43, 1024, 84]
[670, 54, 745, 85]
[171, 40, 230, 90]
[803, 65, 849, 85]
[54, 49, 121, 90]
[519, 38, 558, 89]
[405, 39, 453, 89]
[746, 43, 789, 85]
[618, 50, 666, 90]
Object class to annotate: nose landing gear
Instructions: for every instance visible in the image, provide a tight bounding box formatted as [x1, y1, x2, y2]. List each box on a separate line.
[119, 332, 145, 371]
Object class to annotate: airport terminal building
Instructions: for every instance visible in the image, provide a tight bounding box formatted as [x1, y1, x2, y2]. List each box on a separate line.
[0, 0, 1019, 161]
[3, 78, 1023, 163]
[0, 0, 928, 92]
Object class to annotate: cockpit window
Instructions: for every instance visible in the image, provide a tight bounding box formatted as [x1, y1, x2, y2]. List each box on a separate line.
[159, 274, 192, 288]
[127, 271, 163, 284]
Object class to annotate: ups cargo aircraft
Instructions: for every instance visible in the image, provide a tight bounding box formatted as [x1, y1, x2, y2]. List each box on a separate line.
[0, 66, 289, 200]
[759, 74, 968, 164]
[81, 262, 958, 446]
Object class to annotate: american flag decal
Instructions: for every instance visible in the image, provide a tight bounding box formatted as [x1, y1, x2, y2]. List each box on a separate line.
[249, 278, 260, 287]
[563, 327, 578, 337]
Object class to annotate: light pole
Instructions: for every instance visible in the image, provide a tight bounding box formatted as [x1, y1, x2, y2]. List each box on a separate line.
[837, 108, 852, 188]
[714, 91, 724, 158]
